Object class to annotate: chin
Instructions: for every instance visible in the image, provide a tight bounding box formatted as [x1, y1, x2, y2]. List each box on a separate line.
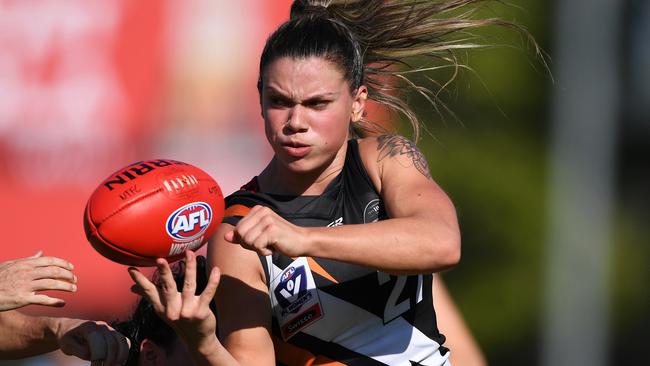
[276, 154, 322, 174]
[283, 159, 317, 173]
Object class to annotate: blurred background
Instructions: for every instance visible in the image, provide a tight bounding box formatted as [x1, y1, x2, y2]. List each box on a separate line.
[0, 0, 647, 365]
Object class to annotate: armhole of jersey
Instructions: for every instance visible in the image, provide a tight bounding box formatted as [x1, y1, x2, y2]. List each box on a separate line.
[260, 255, 271, 286]
[348, 138, 381, 197]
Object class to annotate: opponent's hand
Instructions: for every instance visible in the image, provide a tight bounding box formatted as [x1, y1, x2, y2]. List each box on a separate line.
[224, 205, 309, 257]
[128, 251, 220, 348]
[56, 318, 130, 366]
[0, 251, 77, 311]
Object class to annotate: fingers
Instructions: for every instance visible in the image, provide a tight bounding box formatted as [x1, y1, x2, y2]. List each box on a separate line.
[199, 266, 221, 309]
[31, 265, 77, 282]
[182, 251, 197, 299]
[155, 258, 178, 315]
[231, 205, 277, 255]
[128, 267, 163, 313]
[31, 278, 77, 292]
[29, 255, 74, 271]
[234, 205, 267, 240]
[28, 293, 66, 307]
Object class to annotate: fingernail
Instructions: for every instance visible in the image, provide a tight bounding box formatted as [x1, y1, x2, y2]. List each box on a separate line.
[72, 284, 77, 292]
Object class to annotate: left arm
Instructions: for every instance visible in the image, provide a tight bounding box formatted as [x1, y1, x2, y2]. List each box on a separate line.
[228, 135, 460, 275]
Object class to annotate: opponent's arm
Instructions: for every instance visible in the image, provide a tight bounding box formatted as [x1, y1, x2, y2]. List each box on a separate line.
[208, 223, 275, 366]
[0, 310, 60, 358]
[227, 135, 460, 275]
[433, 277, 487, 366]
[129, 250, 239, 366]
[0, 310, 129, 365]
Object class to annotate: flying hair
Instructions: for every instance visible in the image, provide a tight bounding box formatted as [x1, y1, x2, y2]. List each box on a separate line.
[259, 0, 545, 142]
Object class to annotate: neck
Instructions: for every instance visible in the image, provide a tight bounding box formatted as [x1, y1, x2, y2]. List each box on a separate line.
[258, 143, 348, 196]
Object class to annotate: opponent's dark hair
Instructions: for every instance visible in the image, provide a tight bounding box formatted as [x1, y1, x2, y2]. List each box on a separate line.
[113, 256, 210, 366]
[258, 0, 543, 141]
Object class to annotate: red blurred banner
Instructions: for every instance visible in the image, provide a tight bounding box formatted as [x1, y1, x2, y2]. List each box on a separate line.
[0, 0, 292, 321]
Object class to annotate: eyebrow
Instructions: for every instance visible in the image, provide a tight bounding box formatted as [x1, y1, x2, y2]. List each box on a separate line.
[264, 86, 338, 101]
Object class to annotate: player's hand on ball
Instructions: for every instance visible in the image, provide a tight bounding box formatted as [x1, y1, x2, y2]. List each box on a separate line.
[128, 251, 220, 348]
[224, 205, 309, 257]
[0, 251, 77, 311]
[56, 318, 130, 366]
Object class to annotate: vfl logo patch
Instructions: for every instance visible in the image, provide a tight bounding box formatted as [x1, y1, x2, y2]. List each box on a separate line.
[166, 202, 212, 241]
[274, 265, 308, 313]
[270, 257, 324, 340]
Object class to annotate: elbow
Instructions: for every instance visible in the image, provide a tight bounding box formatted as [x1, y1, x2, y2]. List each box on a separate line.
[429, 229, 461, 272]
[442, 233, 462, 270]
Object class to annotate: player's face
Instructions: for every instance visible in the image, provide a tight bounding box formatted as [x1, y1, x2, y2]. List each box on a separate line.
[260, 56, 367, 174]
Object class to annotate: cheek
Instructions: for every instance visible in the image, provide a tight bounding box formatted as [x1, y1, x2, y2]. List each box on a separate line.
[263, 110, 286, 139]
[312, 114, 349, 146]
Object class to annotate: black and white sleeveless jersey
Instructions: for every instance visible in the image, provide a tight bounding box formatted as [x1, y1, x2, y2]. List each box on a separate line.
[223, 139, 450, 366]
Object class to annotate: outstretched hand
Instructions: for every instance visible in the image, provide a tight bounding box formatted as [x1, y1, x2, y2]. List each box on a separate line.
[57, 318, 130, 366]
[224, 205, 309, 258]
[0, 251, 77, 311]
[128, 251, 221, 350]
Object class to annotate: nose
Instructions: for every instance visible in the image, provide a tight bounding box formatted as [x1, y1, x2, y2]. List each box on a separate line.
[284, 106, 309, 133]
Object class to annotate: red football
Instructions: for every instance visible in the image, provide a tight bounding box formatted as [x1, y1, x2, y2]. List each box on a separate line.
[84, 159, 224, 266]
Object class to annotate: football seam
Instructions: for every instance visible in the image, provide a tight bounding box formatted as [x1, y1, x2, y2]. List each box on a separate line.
[92, 223, 148, 258]
[95, 187, 164, 226]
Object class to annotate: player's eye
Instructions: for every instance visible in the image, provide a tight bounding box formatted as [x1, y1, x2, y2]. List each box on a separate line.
[305, 99, 328, 109]
[269, 97, 292, 108]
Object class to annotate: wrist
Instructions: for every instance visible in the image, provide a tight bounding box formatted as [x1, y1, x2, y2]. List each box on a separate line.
[303, 226, 326, 258]
[299, 226, 314, 257]
[183, 332, 224, 362]
[47, 317, 62, 340]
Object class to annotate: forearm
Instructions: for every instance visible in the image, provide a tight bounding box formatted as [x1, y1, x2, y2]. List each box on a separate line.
[180, 332, 241, 366]
[305, 216, 460, 274]
[0, 310, 61, 359]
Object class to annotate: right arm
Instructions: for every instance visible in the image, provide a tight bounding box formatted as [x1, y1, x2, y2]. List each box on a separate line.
[0, 310, 129, 365]
[209, 222, 276, 365]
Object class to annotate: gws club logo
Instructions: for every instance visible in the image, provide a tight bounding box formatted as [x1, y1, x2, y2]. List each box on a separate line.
[275, 265, 309, 314]
[166, 202, 212, 241]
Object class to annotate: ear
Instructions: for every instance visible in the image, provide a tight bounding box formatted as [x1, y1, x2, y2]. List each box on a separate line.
[351, 86, 368, 123]
[139, 339, 166, 366]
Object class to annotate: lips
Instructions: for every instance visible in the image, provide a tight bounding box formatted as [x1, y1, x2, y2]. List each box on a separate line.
[281, 141, 312, 158]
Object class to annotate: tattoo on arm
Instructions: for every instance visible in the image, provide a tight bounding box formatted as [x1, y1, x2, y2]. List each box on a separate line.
[376, 135, 432, 179]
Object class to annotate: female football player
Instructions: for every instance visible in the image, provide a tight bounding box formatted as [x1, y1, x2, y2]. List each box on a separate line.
[131, 0, 538, 364]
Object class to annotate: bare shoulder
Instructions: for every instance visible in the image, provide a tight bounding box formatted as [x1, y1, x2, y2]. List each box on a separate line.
[210, 223, 266, 286]
[365, 134, 432, 179]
